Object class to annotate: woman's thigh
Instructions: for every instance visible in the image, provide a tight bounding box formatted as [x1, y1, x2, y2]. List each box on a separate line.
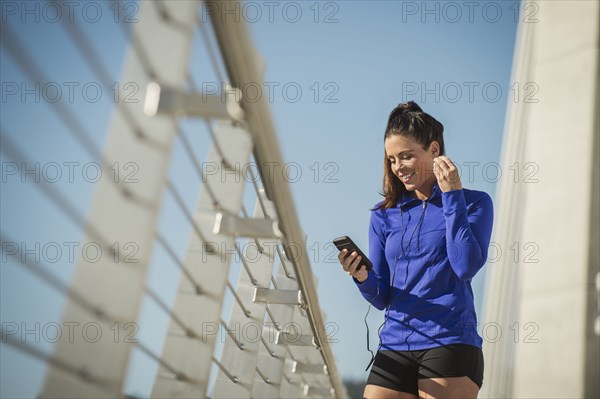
[363, 345, 483, 399]
[418, 376, 479, 399]
[364, 350, 420, 397]
[416, 343, 484, 398]
[364, 378, 477, 399]
[364, 384, 418, 399]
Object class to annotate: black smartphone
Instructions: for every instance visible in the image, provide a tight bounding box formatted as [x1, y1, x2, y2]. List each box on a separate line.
[333, 236, 373, 272]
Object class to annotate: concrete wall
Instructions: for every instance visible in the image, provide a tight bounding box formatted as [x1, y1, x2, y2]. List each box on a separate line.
[480, 1, 599, 398]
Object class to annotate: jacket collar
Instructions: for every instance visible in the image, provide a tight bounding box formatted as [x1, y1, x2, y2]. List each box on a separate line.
[398, 181, 442, 208]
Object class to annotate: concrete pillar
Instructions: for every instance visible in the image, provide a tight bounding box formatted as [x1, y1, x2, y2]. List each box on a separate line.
[480, 1, 599, 398]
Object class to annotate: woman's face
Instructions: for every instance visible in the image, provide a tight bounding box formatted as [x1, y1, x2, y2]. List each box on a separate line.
[384, 134, 439, 193]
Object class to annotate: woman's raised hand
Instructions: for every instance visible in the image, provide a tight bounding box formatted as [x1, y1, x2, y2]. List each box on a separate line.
[338, 249, 369, 282]
[433, 155, 463, 192]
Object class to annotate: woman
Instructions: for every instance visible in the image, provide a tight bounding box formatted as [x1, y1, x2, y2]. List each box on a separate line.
[338, 101, 494, 399]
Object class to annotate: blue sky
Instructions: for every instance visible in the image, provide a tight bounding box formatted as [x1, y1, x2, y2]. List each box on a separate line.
[1, 1, 519, 396]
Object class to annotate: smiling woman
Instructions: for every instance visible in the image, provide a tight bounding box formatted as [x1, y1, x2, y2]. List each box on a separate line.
[381, 101, 446, 205]
[337, 101, 494, 399]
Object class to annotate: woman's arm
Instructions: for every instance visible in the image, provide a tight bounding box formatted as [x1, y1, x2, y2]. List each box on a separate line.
[442, 190, 494, 281]
[353, 209, 391, 310]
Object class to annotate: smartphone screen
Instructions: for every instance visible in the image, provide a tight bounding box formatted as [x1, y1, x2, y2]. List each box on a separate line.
[332, 236, 373, 272]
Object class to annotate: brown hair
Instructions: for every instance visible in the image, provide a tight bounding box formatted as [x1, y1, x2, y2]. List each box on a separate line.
[372, 101, 445, 211]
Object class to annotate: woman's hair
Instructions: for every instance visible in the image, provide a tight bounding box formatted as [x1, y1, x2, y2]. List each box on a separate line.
[372, 100, 445, 211]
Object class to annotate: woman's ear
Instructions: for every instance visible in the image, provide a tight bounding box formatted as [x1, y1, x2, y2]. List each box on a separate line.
[430, 141, 440, 157]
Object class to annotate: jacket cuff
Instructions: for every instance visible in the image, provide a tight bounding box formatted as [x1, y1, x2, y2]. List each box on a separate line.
[353, 270, 377, 295]
[441, 189, 467, 215]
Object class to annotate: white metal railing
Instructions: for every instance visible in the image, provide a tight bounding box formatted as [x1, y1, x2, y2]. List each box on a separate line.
[0, 1, 346, 398]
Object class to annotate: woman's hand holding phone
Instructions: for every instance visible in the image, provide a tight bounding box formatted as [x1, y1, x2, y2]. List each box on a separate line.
[338, 249, 369, 283]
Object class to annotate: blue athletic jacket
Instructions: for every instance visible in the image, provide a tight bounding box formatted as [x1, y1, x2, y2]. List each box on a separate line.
[354, 181, 494, 350]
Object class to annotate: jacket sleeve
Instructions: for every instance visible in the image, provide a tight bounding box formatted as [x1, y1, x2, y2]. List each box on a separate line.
[353, 208, 391, 310]
[442, 189, 494, 281]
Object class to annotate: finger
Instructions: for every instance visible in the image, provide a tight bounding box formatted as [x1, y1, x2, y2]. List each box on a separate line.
[349, 254, 362, 274]
[433, 159, 447, 179]
[338, 249, 348, 262]
[437, 156, 456, 170]
[341, 250, 357, 271]
[437, 158, 453, 179]
[340, 249, 355, 264]
[342, 257, 351, 272]
[351, 264, 366, 276]
[438, 156, 461, 182]
[434, 157, 449, 170]
[433, 166, 442, 182]
[348, 255, 360, 273]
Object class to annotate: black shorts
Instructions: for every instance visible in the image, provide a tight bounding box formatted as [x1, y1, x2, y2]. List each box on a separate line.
[366, 344, 484, 395]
